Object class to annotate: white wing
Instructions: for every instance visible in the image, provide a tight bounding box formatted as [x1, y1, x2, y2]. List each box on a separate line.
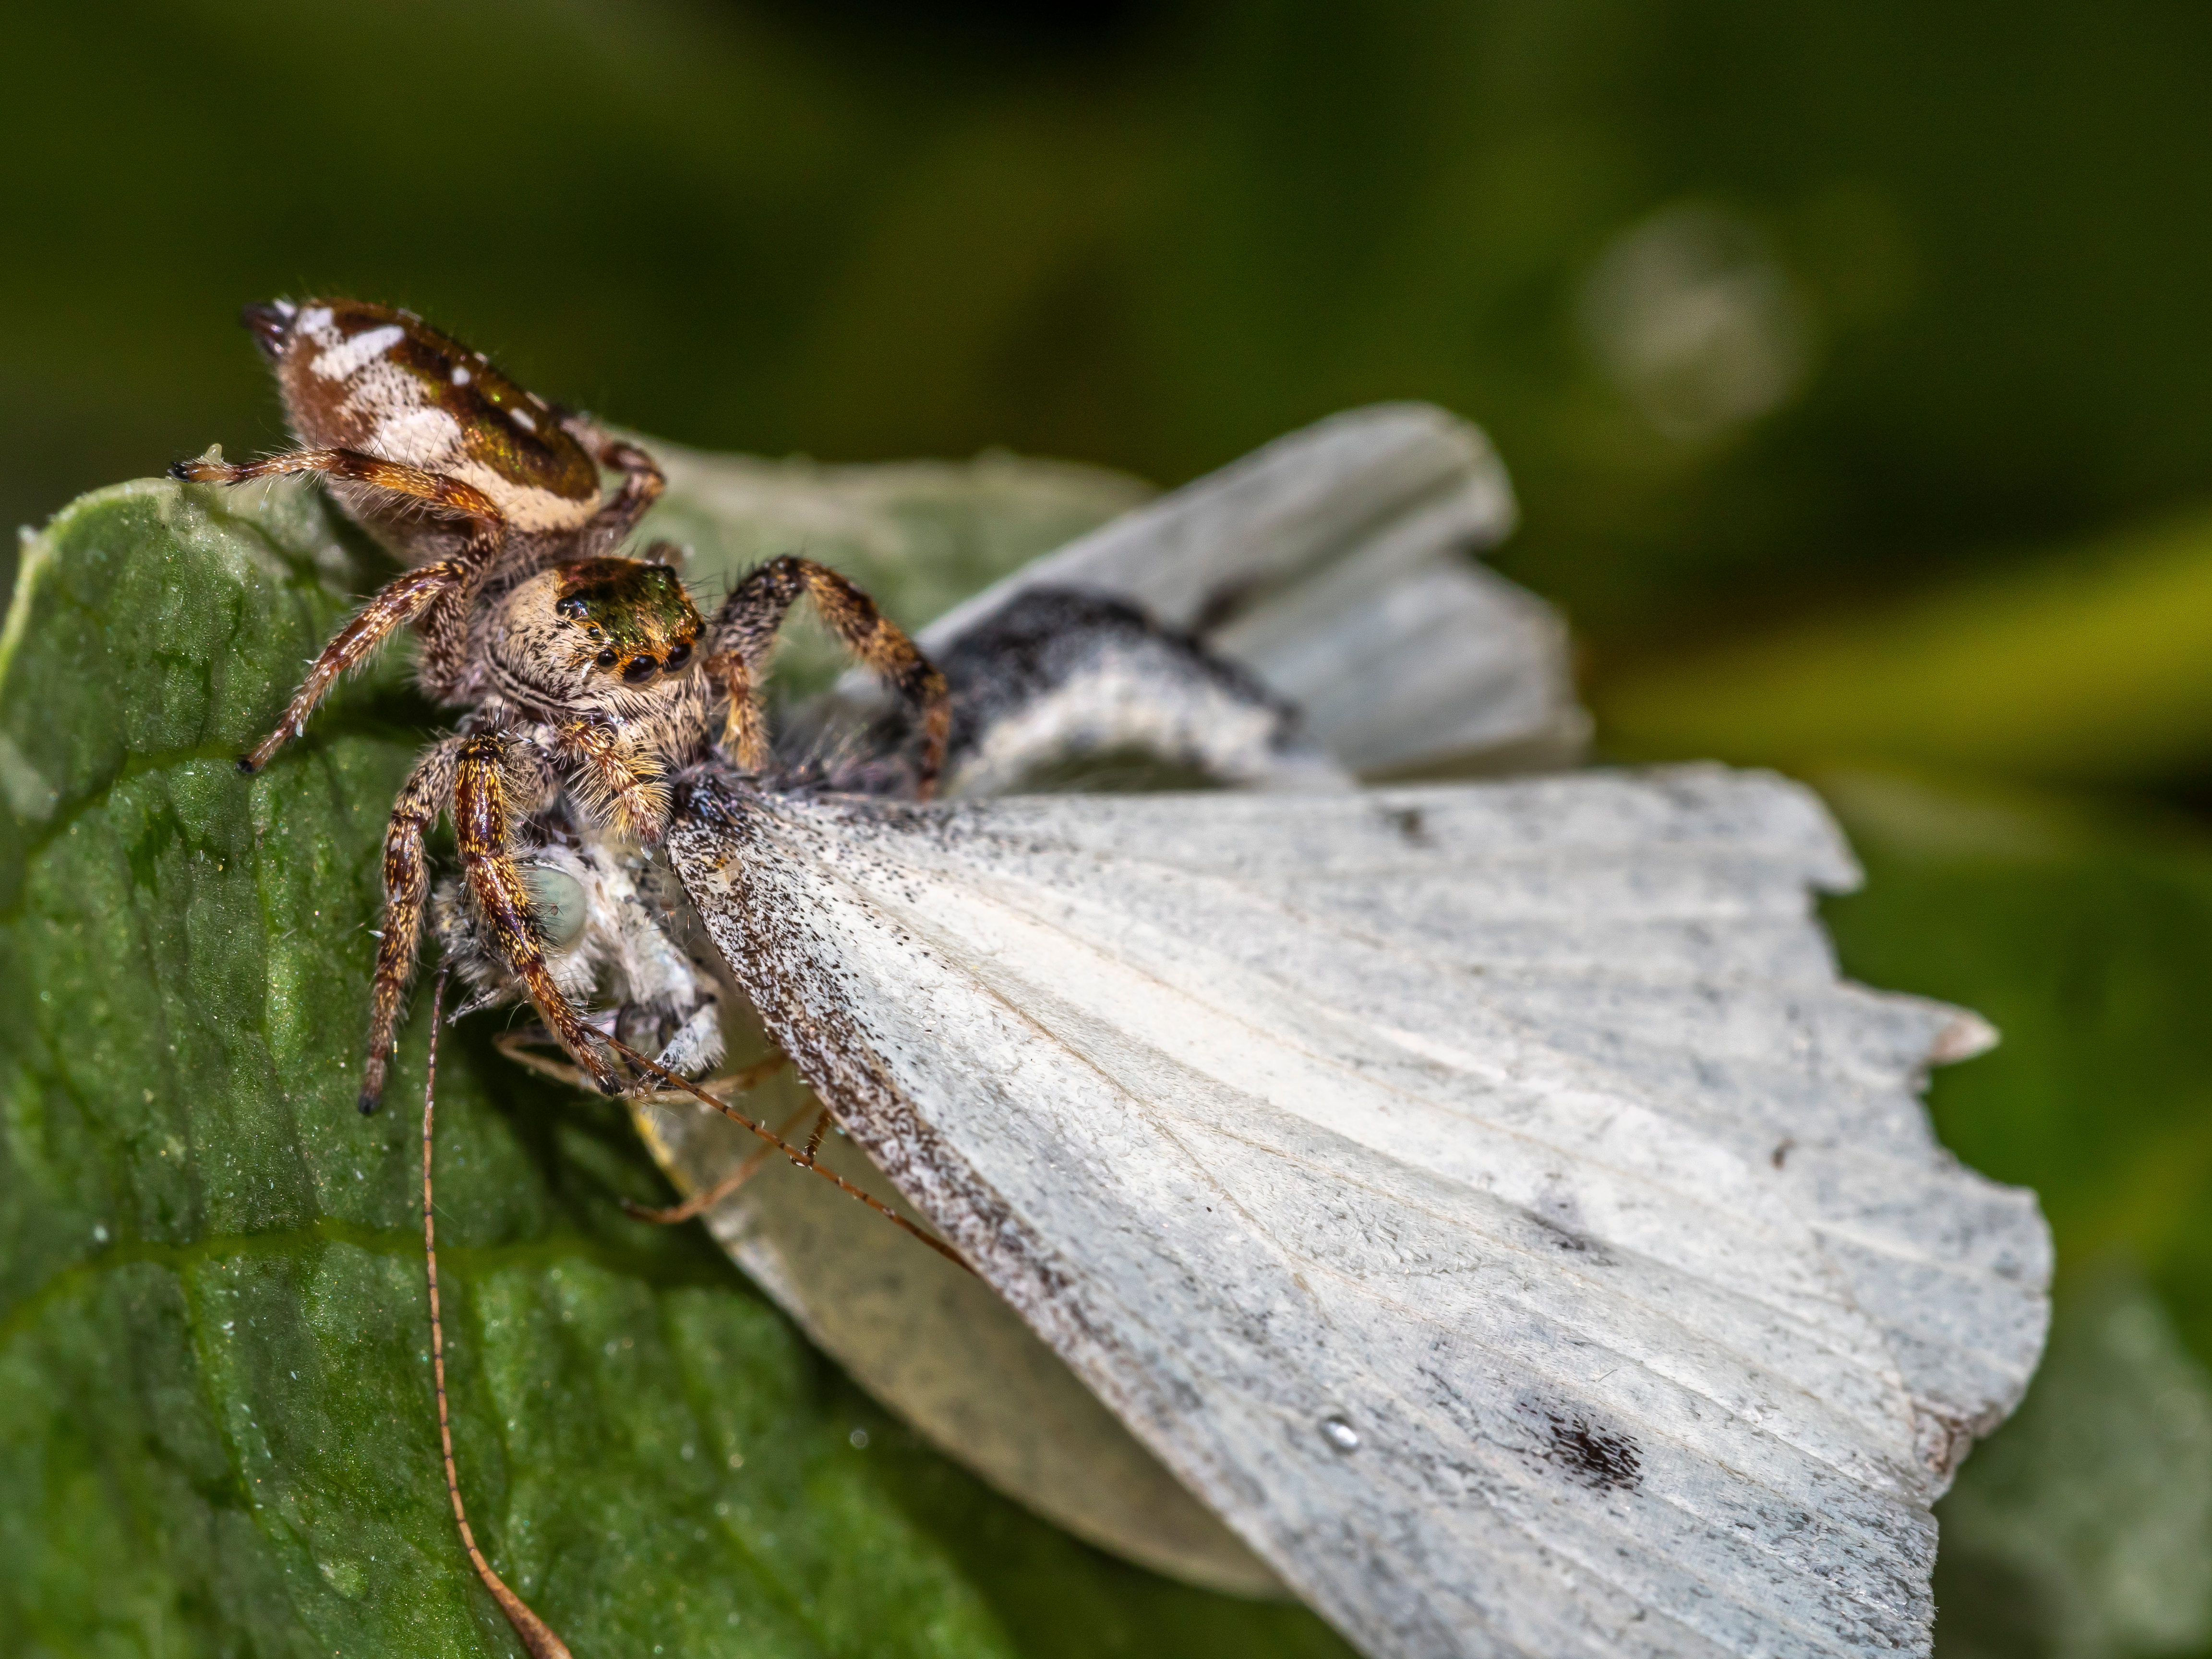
[907, 403, 1586, 778]
[669, 766, 2049, 1659]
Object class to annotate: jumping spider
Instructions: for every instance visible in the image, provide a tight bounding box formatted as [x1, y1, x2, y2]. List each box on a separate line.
[177, 299, 949, 1108]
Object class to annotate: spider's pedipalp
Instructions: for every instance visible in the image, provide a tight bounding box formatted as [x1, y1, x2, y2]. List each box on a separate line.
[552, 718, 671, 843]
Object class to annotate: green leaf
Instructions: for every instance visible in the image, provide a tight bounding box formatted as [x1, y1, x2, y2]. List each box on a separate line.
[0, 470, 1350, 1658]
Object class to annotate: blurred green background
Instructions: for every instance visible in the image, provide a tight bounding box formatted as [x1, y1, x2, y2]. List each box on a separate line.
[4, 1, 2212, 1654]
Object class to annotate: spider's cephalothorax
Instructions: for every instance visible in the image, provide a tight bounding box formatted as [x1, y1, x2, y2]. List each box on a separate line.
[369, 554, 709, 1105]
[173, 298, 668, 772]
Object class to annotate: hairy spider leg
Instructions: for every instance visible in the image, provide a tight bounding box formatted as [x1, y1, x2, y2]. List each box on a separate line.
[455, 733, 625, 1094]
[419, 969, 576, 1659]
[705, 555, 952, 798]
[171, 448, 507, 770]
[361, 736, 464, 1113]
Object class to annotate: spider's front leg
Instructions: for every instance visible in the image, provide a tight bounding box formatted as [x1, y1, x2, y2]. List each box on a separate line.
[564, 416, 666, 560]
[706, 555, 951, 798]
[171, 448, 509, 770]
[453, 731, 626, 1095]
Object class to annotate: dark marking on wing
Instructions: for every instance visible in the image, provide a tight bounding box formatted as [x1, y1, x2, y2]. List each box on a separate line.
[1520, 1400, 1643, 1493]
[1527, 1213, 1601, 1257]
[1385, 806, 1431, 847]
[1527, 1184, 1613, 1264]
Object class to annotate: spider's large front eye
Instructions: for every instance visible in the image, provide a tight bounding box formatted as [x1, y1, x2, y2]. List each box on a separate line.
[521, 865, 589, 951]
[621, 657, 658, 684]
[662, 641, 692, 671]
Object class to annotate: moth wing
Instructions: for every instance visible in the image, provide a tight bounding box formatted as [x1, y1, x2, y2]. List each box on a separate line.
[669, 767, 2049, 1659]
[910, 403, 1585, 777]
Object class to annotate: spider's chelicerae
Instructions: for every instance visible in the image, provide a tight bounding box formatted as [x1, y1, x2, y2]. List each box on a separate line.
[177, 299, 950, 1109]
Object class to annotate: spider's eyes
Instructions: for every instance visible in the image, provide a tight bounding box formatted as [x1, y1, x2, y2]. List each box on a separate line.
[662, 641, 692, 671]
[621, 657, 659, 684]
[555, 596, 590, 621]
[595, 649, 619, 669]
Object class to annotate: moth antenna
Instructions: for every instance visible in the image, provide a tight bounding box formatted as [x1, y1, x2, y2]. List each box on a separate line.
[600, 1032, 973, 1273]
[420, 969, 576, 1659]
[493, 1026, 600, 1090]
[624, 1098, 815, 1226]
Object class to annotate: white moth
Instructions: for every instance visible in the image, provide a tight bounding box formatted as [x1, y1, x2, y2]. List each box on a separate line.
[490, 407, 2050, 1659]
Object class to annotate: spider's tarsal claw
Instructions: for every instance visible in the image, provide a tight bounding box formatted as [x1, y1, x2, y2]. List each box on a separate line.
[171, 451, 232, 484]
[236, 754, 262, 776]
[358, 1088, 383, 1116]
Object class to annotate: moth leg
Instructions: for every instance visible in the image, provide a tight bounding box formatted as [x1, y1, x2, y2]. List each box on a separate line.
[562, 416, 665, 558]
[492, 1027, 598, 1090]
[455, 732, 624, 1094]
[497, 1030, 785, 1106]
[173, 448, 508, 770]
[605, 1032, 969, 1270]
[360, 735, 465, 1113]
[624, 1093, 811, 1226]
[549, 718, 670, 843]
[705, 555, 951, 798]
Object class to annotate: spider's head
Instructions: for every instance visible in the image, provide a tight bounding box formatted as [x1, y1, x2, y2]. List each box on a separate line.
[490, 557, 704, 715]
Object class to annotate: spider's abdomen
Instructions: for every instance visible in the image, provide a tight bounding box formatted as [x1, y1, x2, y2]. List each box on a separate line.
[247, 297, 602, 535]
